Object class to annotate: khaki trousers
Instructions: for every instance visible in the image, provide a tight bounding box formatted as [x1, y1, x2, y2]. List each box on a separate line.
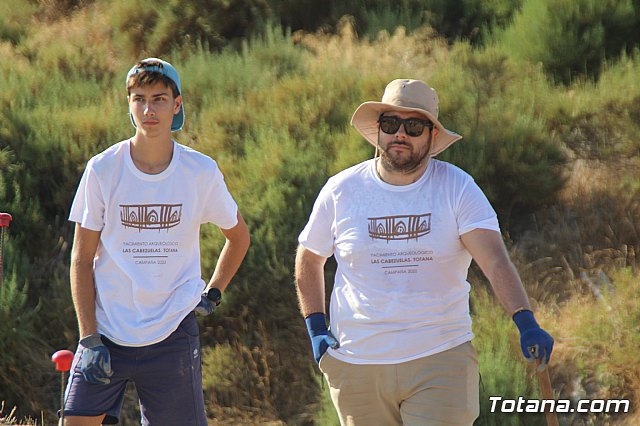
[319, 341, 479, 426]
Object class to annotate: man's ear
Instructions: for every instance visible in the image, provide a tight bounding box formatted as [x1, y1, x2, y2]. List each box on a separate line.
[174, 95, 182, 114]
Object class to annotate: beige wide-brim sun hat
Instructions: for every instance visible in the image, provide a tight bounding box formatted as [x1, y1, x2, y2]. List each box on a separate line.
[351, 79, 462, 156]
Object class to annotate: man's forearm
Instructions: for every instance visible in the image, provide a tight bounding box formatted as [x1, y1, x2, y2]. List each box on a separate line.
[461, 229, 532, 316]
[70, 259, 98, 338]
[295, 245, 327, 317]
[207, 238, 249, 292]
[207, 215, 250, 292]
[487, 260, 531, 315]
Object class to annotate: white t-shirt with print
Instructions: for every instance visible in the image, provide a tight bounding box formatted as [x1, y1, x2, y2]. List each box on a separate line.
[69, 139, 238, 346]
[299, 158, 499, 364]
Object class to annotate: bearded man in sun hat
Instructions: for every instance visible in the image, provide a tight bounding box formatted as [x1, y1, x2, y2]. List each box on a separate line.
[63, 57, 250, 425]
[295, 78, 554, 425]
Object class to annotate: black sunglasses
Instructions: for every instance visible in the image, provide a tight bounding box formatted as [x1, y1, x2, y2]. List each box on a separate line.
[378, 114, 434, 137]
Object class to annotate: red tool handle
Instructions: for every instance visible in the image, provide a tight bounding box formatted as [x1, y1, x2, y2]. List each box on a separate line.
[52, 350, 75, 372]
[52, 349, 74, 425]
[0, 213, 12, 227]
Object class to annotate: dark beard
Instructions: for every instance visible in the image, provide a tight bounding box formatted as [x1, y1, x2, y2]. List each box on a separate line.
[379, 141, 430, 174]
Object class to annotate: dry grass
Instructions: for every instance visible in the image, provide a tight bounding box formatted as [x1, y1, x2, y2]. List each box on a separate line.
[558, 158, 640, 204]
[536, 269, 640, 426]
[513, 155, 640, 300]
[295, 17, 448, 83]
[502, 154, 640, 425]
[0, 402, 38, 426]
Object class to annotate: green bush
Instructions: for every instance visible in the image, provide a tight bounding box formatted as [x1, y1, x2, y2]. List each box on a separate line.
[434, 45, 567, 226]
[0, 273, 52, 421]
[314, 373, 340, 425]
[202, 341, 278, 420]
[0, 0, 37, 44]
[472, 284, 546, 425]
[271, 0, 524, 45]
[497, 0, 640, 83]
[549, 52, 640, 160]
[417, 0, 524, 45]
[109, 0, 271, 58]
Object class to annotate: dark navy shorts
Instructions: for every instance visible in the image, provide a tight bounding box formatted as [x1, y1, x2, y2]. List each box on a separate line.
[63, 312, 207, 425]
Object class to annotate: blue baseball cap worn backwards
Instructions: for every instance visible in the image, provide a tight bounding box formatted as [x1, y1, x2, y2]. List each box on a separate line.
[126, 57, 185, 132]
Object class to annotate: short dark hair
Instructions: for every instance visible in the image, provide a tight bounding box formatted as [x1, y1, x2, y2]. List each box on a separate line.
[127, 60, 180, 98]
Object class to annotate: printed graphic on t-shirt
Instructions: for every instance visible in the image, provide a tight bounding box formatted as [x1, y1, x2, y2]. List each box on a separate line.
[120, 204, 182, 231]
[368, 213, 433, 276]
[369, 248, 434, 275]
[119, 203, 183, 266]
[368, 213, 431, 241]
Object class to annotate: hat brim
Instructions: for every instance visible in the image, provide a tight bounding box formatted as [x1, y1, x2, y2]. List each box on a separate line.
[351, 102, 462, 156]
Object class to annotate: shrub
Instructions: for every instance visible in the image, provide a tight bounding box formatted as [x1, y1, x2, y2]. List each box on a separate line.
[434, 45, 567, 227]
[550, 268, 640, 425]
[0, 0, 37, 44]
[417, 0, 525, 45]
[548, 52, 640, 160]
[271, 0, 524, 45]
[0, 273, 52, 421]
[472, 283, 547, 425]
[109, 0, 271, 58]
[497, 0, 640, 83]
[202, 341, 278, 421]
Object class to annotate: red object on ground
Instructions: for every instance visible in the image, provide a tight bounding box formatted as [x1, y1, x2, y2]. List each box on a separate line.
[52, 350, 75, 372]
[0, 213, 12, 287]
[0, 213, 12, 227]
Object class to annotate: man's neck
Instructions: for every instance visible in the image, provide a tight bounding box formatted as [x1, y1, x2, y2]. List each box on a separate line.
[376, 157, 429, 186]
[130, 133, 174, 174]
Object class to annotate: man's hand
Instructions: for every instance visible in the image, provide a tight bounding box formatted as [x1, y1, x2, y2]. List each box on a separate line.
[513, 310, 554, 371]
[195, 295, 217, 315]
[195, 287, 222, 316]
[305, 313, 339, 364]
[79, 334, 113, 384]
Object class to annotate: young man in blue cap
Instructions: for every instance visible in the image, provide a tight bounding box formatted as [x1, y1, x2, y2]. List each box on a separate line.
[63, 58, 250, 425]
[295, 79, 553, 425]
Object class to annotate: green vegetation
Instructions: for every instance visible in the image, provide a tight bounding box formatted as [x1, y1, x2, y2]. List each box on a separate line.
[1, 0, 639, 424]
[497, 0, 640, 83]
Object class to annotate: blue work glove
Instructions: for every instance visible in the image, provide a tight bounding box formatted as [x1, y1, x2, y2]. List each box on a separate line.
[305, 313, 339, 364]
[513, 310, 554, 372]
[194, 295, 217, 315]
[79, 333, 113, 385]
[194, 287, 222, 316]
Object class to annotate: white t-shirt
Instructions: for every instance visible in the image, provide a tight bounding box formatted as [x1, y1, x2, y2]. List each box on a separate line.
[299, 158, 499, 364]
[69, 139, 238, 346]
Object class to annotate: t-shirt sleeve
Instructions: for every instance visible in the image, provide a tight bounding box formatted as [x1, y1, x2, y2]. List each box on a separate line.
[298, 183, 335, 258]
[456, 179, 500, 235]
[68, 160, 105, 231]
[201, 165, 238, 229]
